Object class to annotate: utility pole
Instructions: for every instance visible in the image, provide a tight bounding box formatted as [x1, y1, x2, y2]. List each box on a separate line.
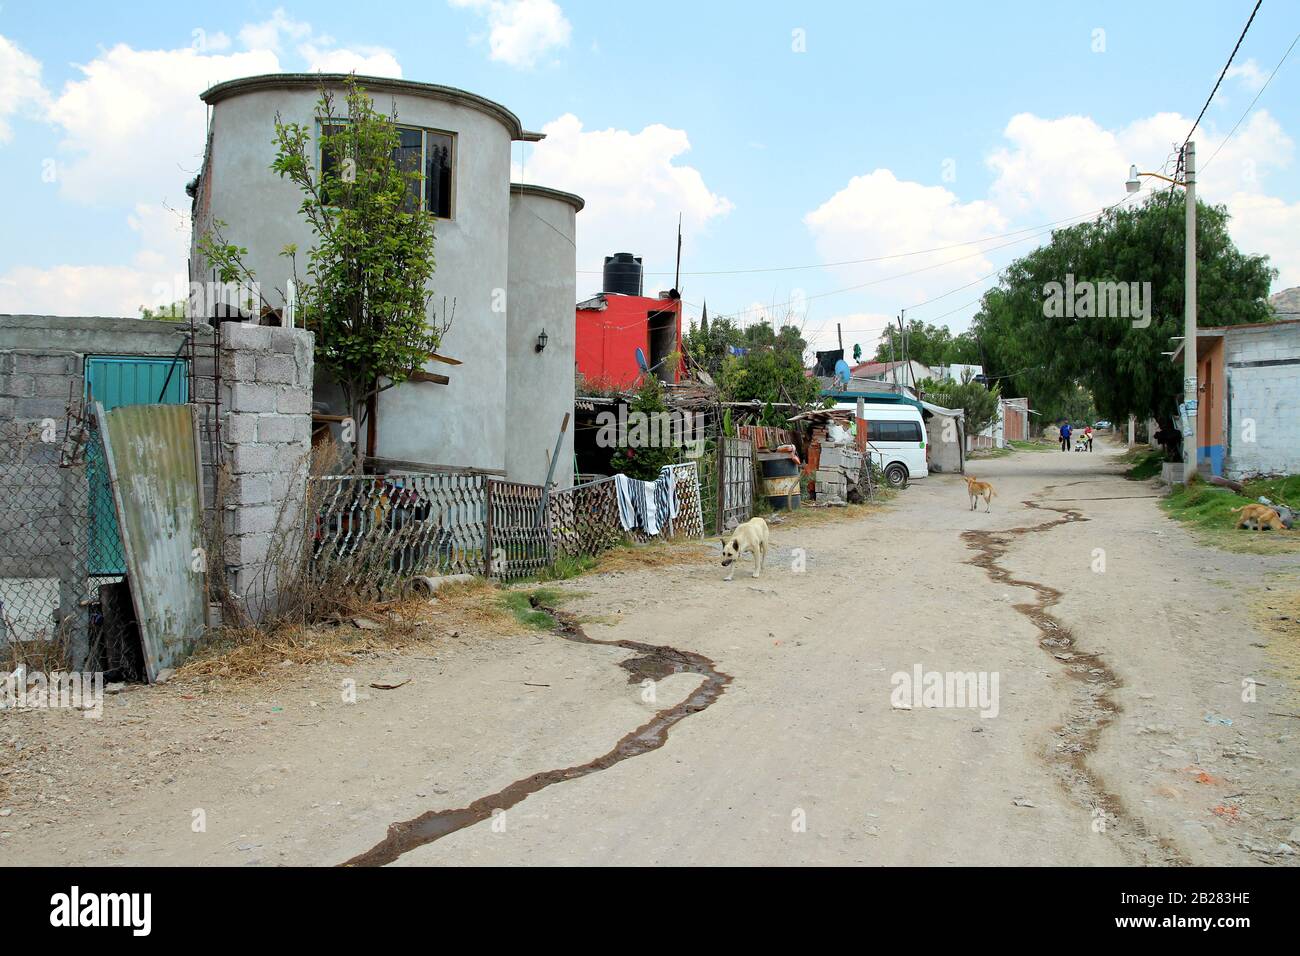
[897, 311, 911, 392]
[837, 322, 843, 352]
[1181, 142, 1198, 481]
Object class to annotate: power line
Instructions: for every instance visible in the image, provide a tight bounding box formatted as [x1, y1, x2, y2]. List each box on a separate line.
[795, 188, 1146, 343]
[721, 213, 1097, 325]
[1201, 28, 1300, 173]
[577, 200, 1155, 279]
[1182, 0, 1263, 150]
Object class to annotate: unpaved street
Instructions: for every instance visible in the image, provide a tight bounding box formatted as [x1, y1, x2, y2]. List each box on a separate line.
[4, 442, 1298, 866]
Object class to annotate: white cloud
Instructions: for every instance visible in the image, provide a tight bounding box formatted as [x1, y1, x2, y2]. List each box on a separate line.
[1223, 191, 1300, 291]
[240, 8, 401, 76]
[804, 169, 1008, 308]
[1226, 58, 1268, 92]
[301, 44, 402, 77]
[0, 203, 191, 316]
[238, 8, 313, 54]
[0, 34, 49, 143]
[47, 43, 281, 205]
[515, 113, 733, 297]
[452, 0, 572, 68]
[984, 109, 1297, 287]
[4, 11, 404, 317]
[801, 105, 1300, 325]
[986, 110, 1293, 220]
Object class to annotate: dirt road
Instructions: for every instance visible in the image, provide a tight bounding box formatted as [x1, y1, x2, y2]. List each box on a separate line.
[4, 441, 1298, 865]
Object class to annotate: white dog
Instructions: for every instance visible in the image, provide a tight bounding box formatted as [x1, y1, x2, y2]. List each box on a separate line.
[721, 517, 770, 581]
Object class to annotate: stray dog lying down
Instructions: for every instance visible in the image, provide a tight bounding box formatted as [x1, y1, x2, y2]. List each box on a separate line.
[721, 517, 770, 580]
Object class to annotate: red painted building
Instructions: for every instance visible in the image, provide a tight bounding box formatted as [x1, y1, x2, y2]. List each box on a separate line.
[575, 292, 682, 390]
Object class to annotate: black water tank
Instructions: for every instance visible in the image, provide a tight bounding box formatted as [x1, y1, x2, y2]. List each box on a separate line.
[603, 253, 643, 296]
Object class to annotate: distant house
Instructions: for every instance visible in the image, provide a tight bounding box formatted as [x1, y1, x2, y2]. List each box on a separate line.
[1176, 318, 1300, 479]
[848, 359, 933, 394]
[1001, 397, 1030, 443]
[575, 254, 682, 390]
[931, 363, 987, 385]
[188, 73, 583, 487]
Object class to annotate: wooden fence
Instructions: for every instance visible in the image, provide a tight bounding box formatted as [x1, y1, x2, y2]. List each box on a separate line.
[717, 437, 755, 532]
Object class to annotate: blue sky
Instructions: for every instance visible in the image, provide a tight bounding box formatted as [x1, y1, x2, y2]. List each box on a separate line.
[1, 0, 1297, 356]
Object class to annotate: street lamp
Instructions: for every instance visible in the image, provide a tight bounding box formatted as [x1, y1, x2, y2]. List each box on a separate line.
[1125, 143, 1197, 482]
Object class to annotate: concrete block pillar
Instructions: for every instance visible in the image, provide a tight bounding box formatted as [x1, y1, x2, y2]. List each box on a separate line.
[217, 322, 314, 621]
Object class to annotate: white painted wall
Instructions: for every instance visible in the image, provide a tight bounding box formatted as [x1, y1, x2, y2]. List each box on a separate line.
[506, 186, 579, 488]
[1225, 323, 1300, 478]
[194, 77, 530, 475]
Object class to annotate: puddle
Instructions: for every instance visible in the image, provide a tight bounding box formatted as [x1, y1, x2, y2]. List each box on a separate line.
[961, 492, 1186, 865]
[341, 604, 731, 866]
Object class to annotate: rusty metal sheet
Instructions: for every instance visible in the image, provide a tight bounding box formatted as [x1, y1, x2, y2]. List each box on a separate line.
[96, 402, 207, 681]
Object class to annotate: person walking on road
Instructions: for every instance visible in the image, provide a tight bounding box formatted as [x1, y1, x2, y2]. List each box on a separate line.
[1059, 421, 1072, 452]
[1084, 425, 1094, 452]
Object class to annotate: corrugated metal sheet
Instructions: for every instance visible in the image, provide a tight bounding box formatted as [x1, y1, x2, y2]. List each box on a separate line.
[96, 402, 206, 681]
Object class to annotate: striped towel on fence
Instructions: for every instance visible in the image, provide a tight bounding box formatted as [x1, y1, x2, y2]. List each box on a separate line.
[613, 467, 681, 535]
[656, 465, 679, 531]
[612, 474, 638, 531]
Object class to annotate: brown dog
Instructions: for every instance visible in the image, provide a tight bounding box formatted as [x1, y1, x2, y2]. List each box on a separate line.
[1231, 503, 1287, 532]
[963, 475, 996, 512]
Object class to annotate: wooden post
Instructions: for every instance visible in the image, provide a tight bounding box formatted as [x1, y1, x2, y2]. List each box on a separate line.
[484, 479, 494, 578]
[58, 462, 90, 670]
[716, 437, 726, 534]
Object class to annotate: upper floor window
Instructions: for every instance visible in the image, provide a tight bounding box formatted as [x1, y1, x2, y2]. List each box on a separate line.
[319, 122, 455, 219]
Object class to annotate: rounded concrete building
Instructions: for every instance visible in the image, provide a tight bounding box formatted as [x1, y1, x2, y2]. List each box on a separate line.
[190, 73, 580, 484]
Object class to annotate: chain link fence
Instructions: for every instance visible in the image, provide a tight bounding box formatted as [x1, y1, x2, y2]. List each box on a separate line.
[0, 416, 144, 680]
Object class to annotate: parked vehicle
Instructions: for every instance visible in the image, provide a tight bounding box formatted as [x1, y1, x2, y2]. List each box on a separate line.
[836, 402, 928, 488]
[1094, 420, 1112, 429]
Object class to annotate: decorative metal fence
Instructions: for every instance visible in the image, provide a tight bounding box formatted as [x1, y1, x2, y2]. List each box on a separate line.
[548, 476, 625, 560]
[307, 461, 706, 587]
[718, 437, 755, 532]
[661, 461, 705, 539]
[485, 479, 551, 580]
[310, 472, 487, 583]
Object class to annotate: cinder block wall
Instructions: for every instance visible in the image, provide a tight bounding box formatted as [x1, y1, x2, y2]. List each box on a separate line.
[1224, 323, 1300, 479]
[1, 315, 313, 628]
[0, 318, 208, 580]
[217, 323, 314, 621]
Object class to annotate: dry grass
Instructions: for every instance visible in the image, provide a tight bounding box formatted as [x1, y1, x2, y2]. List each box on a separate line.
[770, 498, 891, 529]
[1251, 581, 1300, 711]
[177, 578, 525, 685]
[1185, 526, 1300, 556]
[591, 538, 716, 572]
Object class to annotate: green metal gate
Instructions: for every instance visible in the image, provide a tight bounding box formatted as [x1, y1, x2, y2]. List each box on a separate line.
[84, 356, 189, 575]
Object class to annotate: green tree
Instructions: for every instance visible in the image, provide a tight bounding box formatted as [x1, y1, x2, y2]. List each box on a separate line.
[873, 320, 954, 367]
[684, 313, 744, 378]
[921, 371, 1001, 439]
[970, 192, 1274, 435]
[139, 300, 187, 321]
[609, 375, 678, 480]
[719, 347, 822, 414]
[198, 77, 448, 465]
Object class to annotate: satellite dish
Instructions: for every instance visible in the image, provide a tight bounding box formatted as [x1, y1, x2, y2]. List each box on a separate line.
[635, 347, 649, 372]
[698, 369, 715, 388]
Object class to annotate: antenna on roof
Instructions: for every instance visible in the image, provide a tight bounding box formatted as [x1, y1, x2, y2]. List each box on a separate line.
[674, 213, 682, 294]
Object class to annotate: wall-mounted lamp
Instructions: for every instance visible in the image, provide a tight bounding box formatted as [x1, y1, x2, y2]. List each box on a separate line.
[535, 329, 548, 353]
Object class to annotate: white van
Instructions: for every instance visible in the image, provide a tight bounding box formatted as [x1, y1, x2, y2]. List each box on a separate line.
[835, 402, 928, 487]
